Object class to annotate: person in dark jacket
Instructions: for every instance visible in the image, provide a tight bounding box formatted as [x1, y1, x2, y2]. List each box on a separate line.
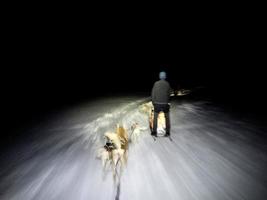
[151, 71, 171, 137]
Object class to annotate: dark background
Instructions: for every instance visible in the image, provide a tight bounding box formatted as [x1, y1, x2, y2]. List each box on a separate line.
[2, 13, 266, 147]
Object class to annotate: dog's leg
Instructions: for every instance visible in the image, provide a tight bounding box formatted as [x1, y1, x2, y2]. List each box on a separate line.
[103, 152, 109, 171]
[101, 151, 111, 180]
[122, 150, 128, 167]
[115, 154, 123, 185]
[112, 151, 119, 184]
[101, 151, 107, 168]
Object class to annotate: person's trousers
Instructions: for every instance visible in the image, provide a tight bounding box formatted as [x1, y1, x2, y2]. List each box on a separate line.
[152, 103, 170, 133]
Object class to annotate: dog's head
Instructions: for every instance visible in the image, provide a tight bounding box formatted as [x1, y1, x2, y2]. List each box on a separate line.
[104, 132, 121, 149]
[104, 132, 115, 140]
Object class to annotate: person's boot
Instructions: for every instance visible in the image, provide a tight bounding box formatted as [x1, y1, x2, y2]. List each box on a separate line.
[151, 131, 157, 137]
[164, 131, 170, 137]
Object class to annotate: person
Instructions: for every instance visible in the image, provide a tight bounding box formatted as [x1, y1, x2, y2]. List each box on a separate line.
[151, 71, 171, 137]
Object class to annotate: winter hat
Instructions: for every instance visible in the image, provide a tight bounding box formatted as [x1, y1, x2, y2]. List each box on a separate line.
[159, 71, 166, 80]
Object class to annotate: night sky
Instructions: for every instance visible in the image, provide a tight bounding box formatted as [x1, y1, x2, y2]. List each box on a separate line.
[2, 15, 266, 145]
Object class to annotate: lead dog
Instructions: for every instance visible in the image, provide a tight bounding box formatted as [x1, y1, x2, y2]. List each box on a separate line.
[97, 124, 128, 182]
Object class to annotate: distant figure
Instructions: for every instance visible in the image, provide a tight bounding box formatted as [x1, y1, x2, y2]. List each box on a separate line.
[151, 71, 171, 137]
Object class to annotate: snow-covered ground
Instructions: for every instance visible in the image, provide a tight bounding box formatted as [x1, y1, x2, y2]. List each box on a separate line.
[1, 96, 267, 200]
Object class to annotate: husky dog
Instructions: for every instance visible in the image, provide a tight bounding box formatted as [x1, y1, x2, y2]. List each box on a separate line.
[98, 124, 128, 182]
[139, 101, 153, 116]
[129, 122, 147, 143]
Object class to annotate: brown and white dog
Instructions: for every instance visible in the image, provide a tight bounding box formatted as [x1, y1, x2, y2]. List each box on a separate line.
[97, 124, 129, 181]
